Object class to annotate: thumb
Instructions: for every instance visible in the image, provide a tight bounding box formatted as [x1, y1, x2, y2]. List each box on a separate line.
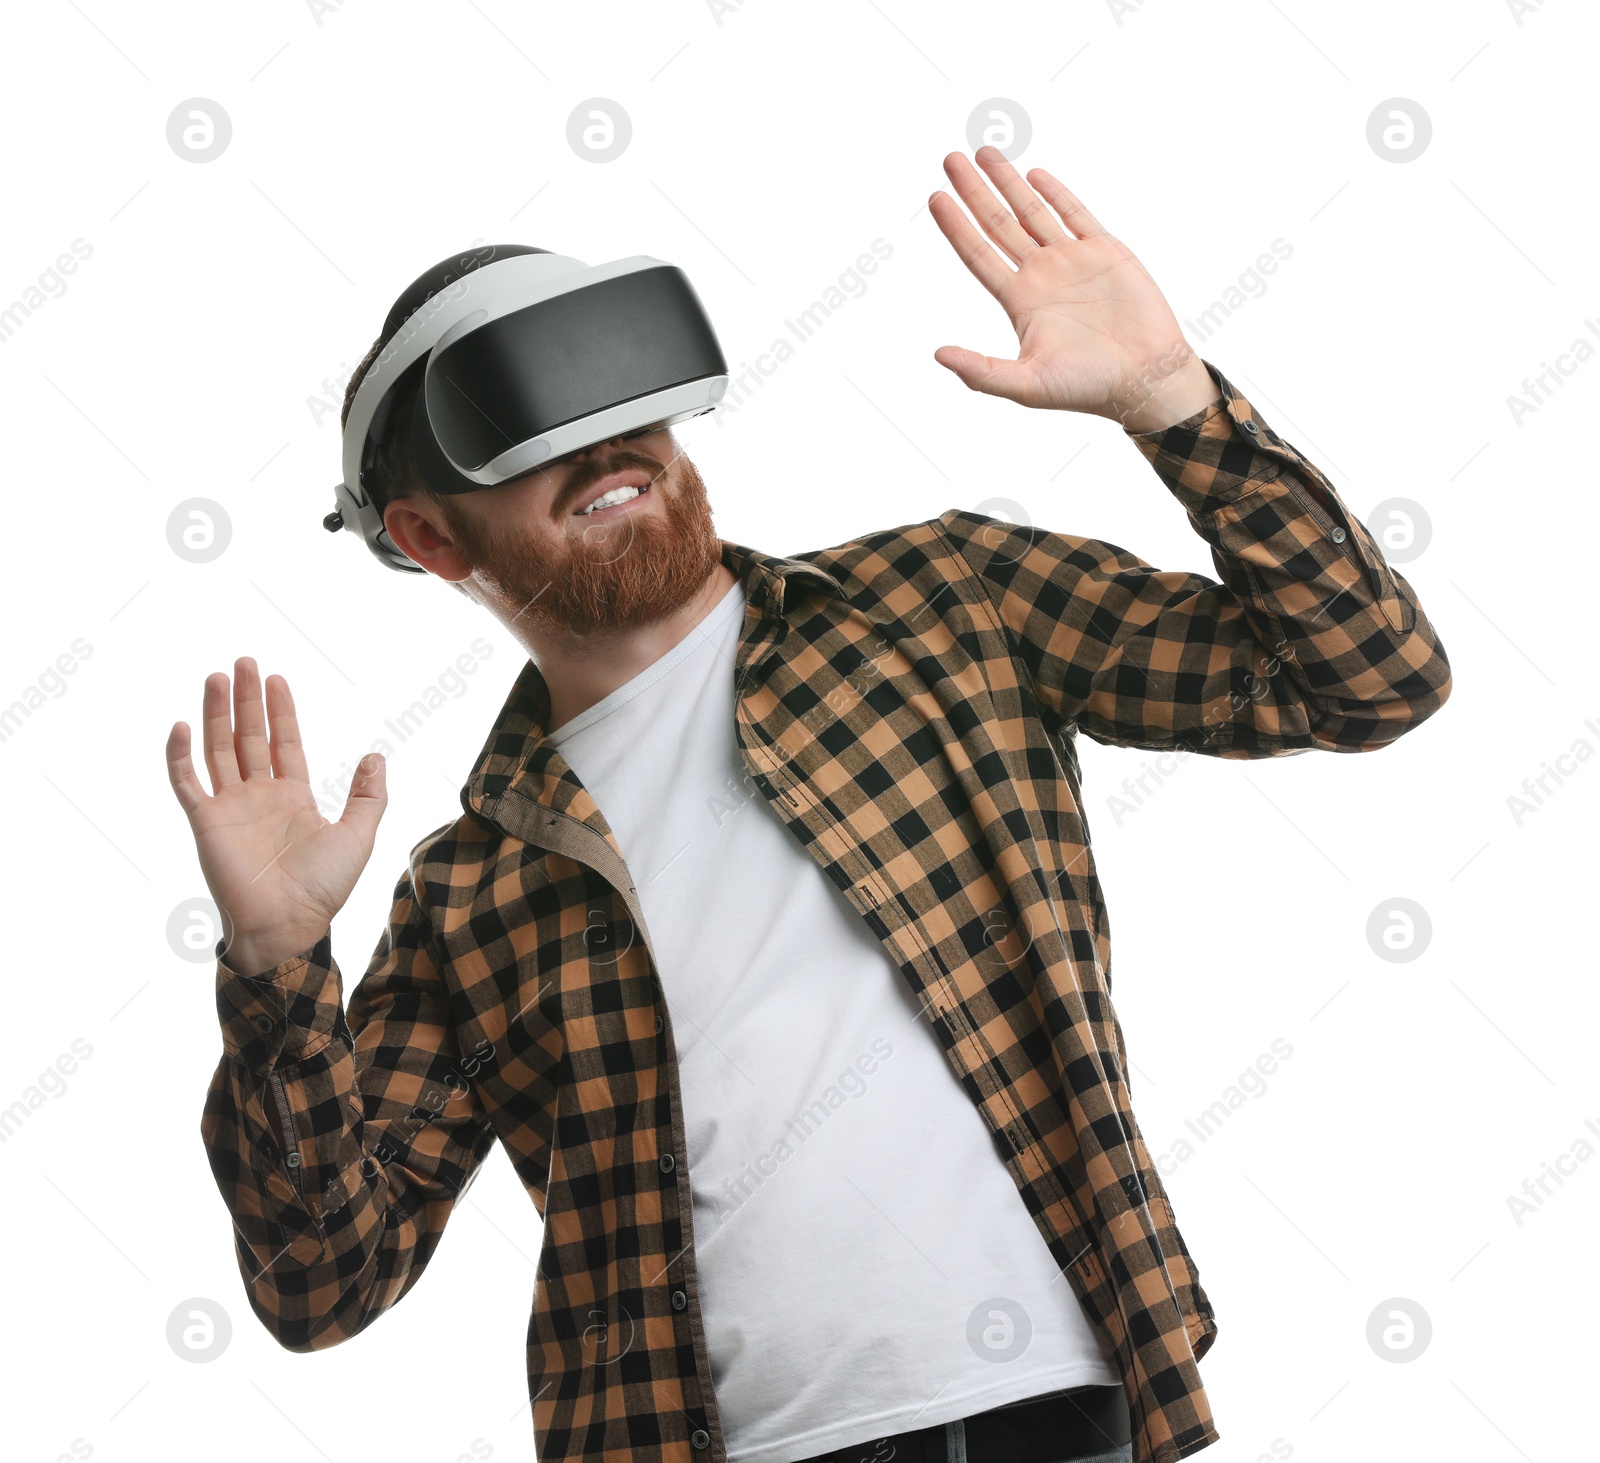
[933, 346, 1034, 405]
[338, 752, 388, 842]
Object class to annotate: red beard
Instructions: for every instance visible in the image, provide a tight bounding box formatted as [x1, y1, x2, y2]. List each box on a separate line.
[439, 450, 725, 636]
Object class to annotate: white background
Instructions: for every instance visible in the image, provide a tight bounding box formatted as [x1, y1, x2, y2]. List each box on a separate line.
[1, 1, 1594, 1461]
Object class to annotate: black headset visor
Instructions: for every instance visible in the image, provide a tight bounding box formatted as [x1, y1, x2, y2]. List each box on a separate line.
[423, 264, 726, 477]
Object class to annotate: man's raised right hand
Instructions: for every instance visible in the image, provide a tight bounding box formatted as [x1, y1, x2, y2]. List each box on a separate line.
[166, 656, 387, 976]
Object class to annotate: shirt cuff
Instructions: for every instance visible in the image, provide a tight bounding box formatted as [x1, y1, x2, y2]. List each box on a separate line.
[1123, 357, 1339, 519]
[214, 930, 341, 1070]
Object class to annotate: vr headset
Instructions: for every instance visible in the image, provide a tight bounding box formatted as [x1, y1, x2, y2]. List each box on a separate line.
[326, 245, 730, 573]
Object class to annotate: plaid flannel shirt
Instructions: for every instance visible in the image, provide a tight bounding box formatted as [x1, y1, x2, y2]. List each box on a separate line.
[202, 359, 1452, 1463]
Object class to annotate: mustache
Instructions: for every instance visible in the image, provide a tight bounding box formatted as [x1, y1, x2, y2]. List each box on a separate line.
[556, 449, 667, 517]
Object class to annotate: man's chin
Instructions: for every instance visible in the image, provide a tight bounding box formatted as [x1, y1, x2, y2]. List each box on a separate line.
[506, 516, 722, 637]
[455, 455, 723, 638]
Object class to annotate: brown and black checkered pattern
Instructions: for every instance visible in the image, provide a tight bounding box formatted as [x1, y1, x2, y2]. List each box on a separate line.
[201, 359, 1451, 1463]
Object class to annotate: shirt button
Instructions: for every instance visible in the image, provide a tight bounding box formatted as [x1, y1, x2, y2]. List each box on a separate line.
[660, 1152, 676, 1173]
[1241, 418, 1260, 435]
[654, 1014, 664, 1034]
[691, 1429, 711, 1450]
[671, 1288, 688, 1310]
[1330, 526, 1347, 543]
[253, 1015, 274, 1033]
[286, 1152, 301, 1168]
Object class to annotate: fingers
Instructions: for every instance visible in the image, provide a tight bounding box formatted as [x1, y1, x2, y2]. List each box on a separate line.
[201, 671, 241, 792]
[166, 720, 209, 817]
[233, 657, 273, 779]
[192, 661, 302, 797]
[972, 145, 1072, 249]
[265, 674, 311, 784]
[933, 345, 1034, 406]
[338, 752, 388, 845]
[1025, 166, 1108, 240]
[941, 149, 1039, 266]
[928, 188, 1015, 302]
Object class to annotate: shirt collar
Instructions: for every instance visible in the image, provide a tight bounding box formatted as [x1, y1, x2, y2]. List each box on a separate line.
[460, 537, 844, 822]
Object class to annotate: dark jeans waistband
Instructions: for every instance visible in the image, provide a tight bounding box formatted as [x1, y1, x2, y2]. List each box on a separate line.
[788, 1382, 1130, 1463]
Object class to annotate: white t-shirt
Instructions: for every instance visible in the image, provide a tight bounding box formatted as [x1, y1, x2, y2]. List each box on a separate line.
[545, 579, 1120, 1463]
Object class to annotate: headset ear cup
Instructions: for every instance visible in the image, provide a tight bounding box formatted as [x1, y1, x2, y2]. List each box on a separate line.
[405, 365, 487, 502]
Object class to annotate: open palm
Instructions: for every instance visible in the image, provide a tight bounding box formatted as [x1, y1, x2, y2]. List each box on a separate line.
[928, 146, 1206, 426]
[166, 657, 386, 967]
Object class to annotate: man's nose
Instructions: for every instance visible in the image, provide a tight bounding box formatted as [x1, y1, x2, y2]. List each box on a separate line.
[575, 434, 631, 461]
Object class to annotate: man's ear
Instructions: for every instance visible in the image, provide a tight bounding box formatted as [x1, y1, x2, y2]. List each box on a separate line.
[383, 497, 471, 582]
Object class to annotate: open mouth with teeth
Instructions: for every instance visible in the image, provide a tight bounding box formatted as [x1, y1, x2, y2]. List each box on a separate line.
[575, 482, 650, 516]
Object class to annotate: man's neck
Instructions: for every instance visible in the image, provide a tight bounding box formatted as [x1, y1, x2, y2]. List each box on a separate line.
[527, 560, 740, 735]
